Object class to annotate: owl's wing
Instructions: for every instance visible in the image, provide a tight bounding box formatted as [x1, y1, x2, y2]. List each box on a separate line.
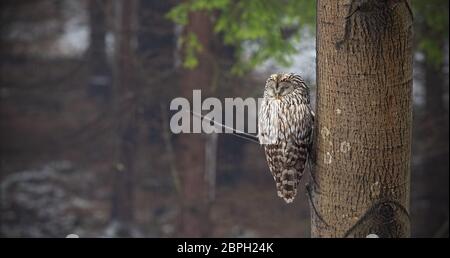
[306, 109, 315, 156]
[295, 106, 314, 157]
[290, 105, 315, 183]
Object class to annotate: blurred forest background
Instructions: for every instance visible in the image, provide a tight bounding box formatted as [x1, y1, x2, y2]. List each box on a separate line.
[0, 0, 448, 238]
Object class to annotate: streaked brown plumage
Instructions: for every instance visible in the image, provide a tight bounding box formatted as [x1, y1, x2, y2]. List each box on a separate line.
[258, 73, 314, 203]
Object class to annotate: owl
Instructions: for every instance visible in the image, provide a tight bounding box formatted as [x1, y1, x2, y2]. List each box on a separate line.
[258, 73, 314, 203]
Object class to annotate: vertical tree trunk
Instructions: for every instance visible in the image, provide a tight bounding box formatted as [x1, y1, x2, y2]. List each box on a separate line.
[137, 0, 180, 195]
[413, 48, 449, 237]
[425, 57, 446, 116]
[110, 0, 138, 236]
[178, 10, 214, 237]
[311, 0, 413, 238]
[88, 0, 111, 102]
[137, 0, 175, 72]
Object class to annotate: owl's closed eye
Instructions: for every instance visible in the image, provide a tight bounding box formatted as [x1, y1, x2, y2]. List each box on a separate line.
[266, 81, 294, 98]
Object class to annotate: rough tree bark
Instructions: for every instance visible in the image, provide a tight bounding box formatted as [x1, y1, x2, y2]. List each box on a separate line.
[311, 0, 413, 238]
[178, 10, 214, 237]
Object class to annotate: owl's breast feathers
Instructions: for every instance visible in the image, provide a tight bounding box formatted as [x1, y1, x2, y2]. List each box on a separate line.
[258, 92, 313, 146]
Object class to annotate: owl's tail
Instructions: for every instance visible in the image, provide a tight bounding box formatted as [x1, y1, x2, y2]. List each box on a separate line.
[276, 169, 299, 204]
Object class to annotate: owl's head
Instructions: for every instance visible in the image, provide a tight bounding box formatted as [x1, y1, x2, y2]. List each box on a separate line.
[264, 73, 309, 100]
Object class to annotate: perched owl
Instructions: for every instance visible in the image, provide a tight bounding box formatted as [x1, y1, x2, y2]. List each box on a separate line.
[258, 73, 314, 203]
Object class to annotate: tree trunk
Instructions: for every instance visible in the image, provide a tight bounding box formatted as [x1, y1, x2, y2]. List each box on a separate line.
[87, 0, 111, 102]
[177, 10, 214, 237]
[110, 0, 138, 236]
[413, 47, 449, 237]
[425, 59, 446, 116]
[137, 0, 175, 72]
[311, 0, 413, 238]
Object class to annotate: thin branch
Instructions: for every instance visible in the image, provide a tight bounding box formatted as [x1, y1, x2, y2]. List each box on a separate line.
[189, 110, 260, 144]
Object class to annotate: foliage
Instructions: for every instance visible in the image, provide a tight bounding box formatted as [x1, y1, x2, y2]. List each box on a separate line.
[182, 32, 204, 69]
[167, 0, 315, 74]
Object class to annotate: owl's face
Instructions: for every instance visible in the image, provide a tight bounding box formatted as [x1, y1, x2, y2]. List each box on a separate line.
[265, 78, 295, 99]
[264, 73, 308, 100]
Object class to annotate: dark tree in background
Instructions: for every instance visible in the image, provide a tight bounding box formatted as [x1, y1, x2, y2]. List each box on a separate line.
[110, 0, 139, 236]
[411, 0, 449, 238]
[87, 0, 111, 103]
[137, 0, 175, 74]
[177, 10, 215, 237]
